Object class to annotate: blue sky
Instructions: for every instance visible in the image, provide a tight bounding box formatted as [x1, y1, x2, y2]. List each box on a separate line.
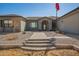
[0, 3, 79, 17]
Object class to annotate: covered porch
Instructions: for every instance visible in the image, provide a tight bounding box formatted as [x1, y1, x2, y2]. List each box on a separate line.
[25, 19, 56, 31]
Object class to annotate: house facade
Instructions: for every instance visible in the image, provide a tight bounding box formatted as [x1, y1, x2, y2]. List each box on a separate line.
[0, 15, 25, 32]
[0, 7, 79, 34]
[0, 15, 56, 32]
[58, 7, 79, 34]
[25, 17, 56, 31]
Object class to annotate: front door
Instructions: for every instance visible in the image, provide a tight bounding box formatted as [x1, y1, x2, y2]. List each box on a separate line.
[42, 20, 48, 31]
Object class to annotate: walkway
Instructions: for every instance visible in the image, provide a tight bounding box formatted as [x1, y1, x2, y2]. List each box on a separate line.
[21, 32, 56, 50]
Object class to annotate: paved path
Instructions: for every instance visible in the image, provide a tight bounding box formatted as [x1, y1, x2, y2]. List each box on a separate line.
[29, 32, 48, 39]
[21, 32, 56, 50]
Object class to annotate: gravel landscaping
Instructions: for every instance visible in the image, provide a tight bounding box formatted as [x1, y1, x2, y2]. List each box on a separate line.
[0, 48, 79, 56]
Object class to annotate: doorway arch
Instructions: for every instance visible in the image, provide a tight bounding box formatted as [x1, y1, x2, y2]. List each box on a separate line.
[42, 20, 48, 31]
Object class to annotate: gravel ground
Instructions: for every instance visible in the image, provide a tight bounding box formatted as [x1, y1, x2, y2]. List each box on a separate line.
[0, 32, 33, 47]
[0, 48, 79, 56]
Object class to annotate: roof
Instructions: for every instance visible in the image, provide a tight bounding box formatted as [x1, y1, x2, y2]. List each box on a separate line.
[0, 14, 26, 21]
[48, 16, 56, 20]
[26, 17, 41, 20]
[60, 7, 79, 19]
[26, 16, 56, 21]
[0, 14, 56, 21]
[0, 14, 26, 19]
[0, 14, 23, 17]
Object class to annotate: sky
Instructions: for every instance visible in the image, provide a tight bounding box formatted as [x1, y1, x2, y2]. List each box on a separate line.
[0, 3, 79, 17]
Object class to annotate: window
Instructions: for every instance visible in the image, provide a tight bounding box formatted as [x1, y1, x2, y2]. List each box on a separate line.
[4, 20, 8, 23]
[4, 20, 12, 27]
[0, 19, 13, 28]
[30, 22, 37, 29]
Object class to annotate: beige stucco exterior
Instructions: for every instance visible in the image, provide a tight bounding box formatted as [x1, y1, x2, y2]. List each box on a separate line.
[38, 17, 53, 31]
[25, 17, 56, 31]
[0, 16, 25, 32]
[58, 8, 79, 34]
[12, 17, 25, 32]
[0, 15, 56, 32]
[20, 20, 26, 31]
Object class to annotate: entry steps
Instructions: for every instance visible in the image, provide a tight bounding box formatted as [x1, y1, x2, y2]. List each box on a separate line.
[21, 38, 56, 50]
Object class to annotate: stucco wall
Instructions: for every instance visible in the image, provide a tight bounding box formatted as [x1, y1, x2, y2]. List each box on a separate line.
[20, 20, 26, 31]
[0, 16, 25, 32]
[38, 18, 52, 31]
[58, 12, 79, 34]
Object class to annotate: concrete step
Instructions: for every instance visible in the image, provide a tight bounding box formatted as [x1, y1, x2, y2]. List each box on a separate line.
[25, 39, 51, 41]
[25, 41, 51, 44]
[24, 41, 55, 44]
[23, 43, 54, 47]
[22, 36, 56, 50]
[21, 46, 56, 50]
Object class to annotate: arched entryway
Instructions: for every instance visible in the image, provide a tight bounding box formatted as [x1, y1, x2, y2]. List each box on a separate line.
[42, 20, 48, 31]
